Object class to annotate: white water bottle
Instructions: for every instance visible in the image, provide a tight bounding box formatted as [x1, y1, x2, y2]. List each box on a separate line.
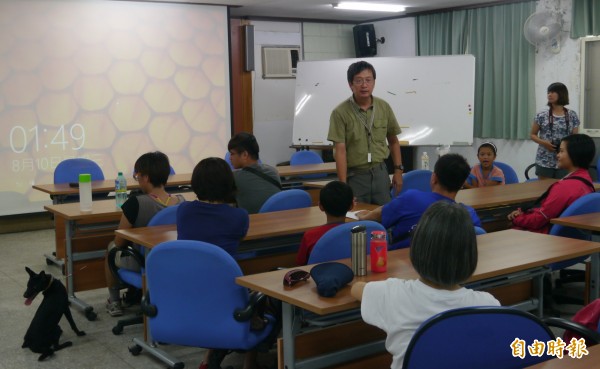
[421, 152, 430, 170]
[115, 172, 128, 209]
[78, 173, 92, 213]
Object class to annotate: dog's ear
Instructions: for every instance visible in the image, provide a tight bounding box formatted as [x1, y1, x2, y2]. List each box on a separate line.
[25, 267, 36, 277]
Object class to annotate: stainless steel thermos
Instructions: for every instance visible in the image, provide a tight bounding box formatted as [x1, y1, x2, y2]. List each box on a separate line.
[351, 224, 367, 276]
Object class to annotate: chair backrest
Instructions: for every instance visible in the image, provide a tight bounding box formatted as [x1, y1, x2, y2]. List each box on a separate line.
[493, 161, 519, 184]
[308, 221, 386, 264]
[550, 192, 600, 240]
[474, 226, 487, 235]
[258, 189, 312, 213]
[290, 150, 327, 179]
[395, 170, 432, 197]
[548, 193, 600, 271]
[403, 306, 555, 369]
[54, 158, 105, 184]
[224, 152, 234, 169]
[147, 204, 180, 227]
[524, 163, 537, 181]
[145, 240, 257, 349]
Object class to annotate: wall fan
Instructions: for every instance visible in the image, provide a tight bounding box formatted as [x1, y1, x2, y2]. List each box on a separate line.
[523, 11, 562, 53]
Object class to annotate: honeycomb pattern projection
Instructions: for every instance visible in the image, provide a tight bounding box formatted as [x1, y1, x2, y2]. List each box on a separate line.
[0, 1, 230, 210]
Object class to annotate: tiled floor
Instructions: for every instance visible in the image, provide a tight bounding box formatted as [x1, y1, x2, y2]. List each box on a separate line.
[0, 229, 277, 369]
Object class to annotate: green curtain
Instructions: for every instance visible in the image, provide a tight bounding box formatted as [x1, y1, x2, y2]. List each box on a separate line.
[417, 1, 536, 140]
[571, 0, 600, 38]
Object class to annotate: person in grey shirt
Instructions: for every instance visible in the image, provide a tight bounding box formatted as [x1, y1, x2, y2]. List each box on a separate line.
[228, 132, 282, 214]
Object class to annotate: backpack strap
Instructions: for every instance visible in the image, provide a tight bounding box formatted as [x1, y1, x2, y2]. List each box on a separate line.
[242, 166, 282, 190]
[524, 176, 595, 212]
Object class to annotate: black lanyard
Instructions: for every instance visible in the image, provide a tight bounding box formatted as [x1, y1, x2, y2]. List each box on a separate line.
[548, 107, 569, 139]
[348, 98, 376, 145]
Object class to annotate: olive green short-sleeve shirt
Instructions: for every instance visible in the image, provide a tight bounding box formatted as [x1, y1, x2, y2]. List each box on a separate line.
[328, 96, 401, 170]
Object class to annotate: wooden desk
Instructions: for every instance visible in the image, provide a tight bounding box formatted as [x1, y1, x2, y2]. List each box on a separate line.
[277, 162, 337, 177]
[116, 204, 374, 247]
[236, 230, 600, 369]
[526, 343, 600, 368]
[33, 173, 193, 203]
[43, 192, 197, 320]
[304, 180, 600, 232]
[33, 164, 337, 203]
[550, 213, 600, 232]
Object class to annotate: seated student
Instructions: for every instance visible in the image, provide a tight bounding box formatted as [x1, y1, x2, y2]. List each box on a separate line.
[177, 158, 264, 369]
[177, 157, 249, 256]
[463, 141, 505, 188]
[296, 181, 354, 265]
[228, 132, 282, 214]
[358, 153, 481, 249]
[508, 133, 596, 233]
[105, 151, 185, 317]
[351, 201, 500, 369]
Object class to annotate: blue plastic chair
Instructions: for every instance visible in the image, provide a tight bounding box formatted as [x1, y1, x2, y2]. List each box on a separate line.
[290, 150, 327, 179]
[493, 161, 519, 184]
[403, 307, 555, 369]
[108, 203, 181, 335]
[548, 193, 600, 303]
[258, 189, 312, 213]
[54, 158, 105, 184]
[137, 240, 276, 367]
[474, 226, 487, 235]
[224, 152, 234, 169]
[54, 158, 107, 201]
[308, 221, 386, 264]
[394, 170, 432, 197]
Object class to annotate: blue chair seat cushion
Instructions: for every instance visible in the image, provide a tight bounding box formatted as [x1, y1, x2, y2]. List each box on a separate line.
[118, 269, 143, 289]
[310, 262, 354, 297]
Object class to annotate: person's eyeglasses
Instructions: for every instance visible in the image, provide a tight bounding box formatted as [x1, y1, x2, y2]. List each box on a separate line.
[352, 78, 374, 86]
[283, 269, 311, 287]
[133, 173, 140, 181]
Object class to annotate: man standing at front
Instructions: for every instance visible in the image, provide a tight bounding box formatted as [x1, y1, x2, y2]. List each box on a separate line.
[328, 61, 403, 205]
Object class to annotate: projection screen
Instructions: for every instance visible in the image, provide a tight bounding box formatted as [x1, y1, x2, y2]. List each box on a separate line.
[0, 0, 231, 216]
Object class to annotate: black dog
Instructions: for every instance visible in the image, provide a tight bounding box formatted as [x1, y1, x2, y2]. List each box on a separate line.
[22, 267, 86, 361]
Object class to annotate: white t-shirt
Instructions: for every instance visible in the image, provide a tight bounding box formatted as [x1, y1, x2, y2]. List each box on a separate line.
[361, 278, 500, 369]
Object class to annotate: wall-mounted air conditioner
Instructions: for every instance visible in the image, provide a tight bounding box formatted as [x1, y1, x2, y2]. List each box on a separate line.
[262, 46, 300, 78]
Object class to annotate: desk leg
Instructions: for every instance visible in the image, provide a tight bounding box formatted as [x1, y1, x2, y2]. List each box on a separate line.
[65, 220, 97, 321]
[45, 200, 65, 268]
[282, 302, 296, 369]
[590, 252, 599, 301]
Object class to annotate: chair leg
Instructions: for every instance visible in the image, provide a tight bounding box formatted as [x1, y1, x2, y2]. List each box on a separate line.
[112, 315, 143, 335]
[207, 349, 230, 369]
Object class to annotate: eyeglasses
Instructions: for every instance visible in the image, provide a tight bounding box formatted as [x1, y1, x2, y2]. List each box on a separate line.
[352, 78, 374, 86]
[133, 173, 140, 181]
[283, 269, 311, 287]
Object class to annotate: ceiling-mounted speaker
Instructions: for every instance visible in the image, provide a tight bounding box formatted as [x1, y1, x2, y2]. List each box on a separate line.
[244, 25, 254, 71]
[353, 24, 377, 57]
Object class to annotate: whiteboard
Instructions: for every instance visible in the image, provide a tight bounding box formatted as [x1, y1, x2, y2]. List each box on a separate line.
[292, 55, 475, 146]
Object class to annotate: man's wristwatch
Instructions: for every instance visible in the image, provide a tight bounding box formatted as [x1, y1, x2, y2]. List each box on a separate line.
[394, 165, 404, 171]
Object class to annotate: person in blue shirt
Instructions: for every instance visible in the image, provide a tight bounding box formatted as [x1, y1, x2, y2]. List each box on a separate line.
[357, 153, 481, 249]
[177, 157, 249, 257]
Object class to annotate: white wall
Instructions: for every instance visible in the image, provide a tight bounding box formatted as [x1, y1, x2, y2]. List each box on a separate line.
[252, 1, 599, 177]
[372, 0, 598, 180]
[251, 21, 301, 166]
[372, 18, 416, 57]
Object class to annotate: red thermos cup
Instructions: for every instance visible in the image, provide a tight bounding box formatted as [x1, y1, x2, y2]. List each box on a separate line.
[370, 231, 387, 273]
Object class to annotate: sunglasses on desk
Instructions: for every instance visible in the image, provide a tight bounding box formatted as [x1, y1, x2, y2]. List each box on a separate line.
[283, 269, 311, 287]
